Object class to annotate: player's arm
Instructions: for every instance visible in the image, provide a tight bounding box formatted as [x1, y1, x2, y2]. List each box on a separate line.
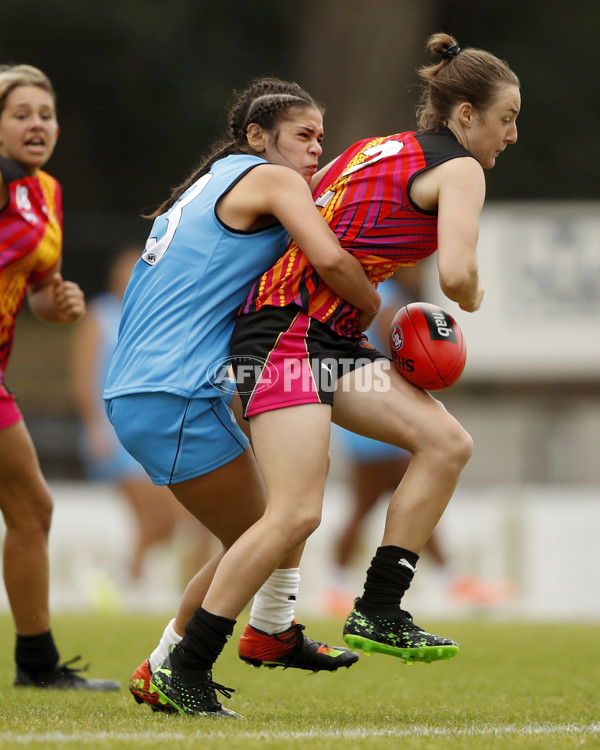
[435, 157, 486, 312]
[245, 165, 380, 319]
[28, 260, 86, 323]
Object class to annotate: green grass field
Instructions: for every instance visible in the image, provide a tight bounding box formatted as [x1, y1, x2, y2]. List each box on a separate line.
[0, 613, 598, 749]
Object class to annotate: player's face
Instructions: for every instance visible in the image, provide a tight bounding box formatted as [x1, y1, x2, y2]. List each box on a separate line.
[263, 106, 324, 185]
[467, 84, 520, 169]
[0, 85, 59, 174]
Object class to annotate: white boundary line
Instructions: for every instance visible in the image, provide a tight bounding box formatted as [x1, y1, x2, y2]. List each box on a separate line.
[1, 723, 600, 743]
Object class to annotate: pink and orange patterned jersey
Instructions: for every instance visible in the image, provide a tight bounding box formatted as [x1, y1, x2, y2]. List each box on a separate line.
[0, 156, 63, 381]
[240, 129, 473, 337]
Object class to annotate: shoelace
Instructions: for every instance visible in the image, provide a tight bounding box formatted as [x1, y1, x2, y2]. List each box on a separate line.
[210, 680, 235, 700]
[394, 610, 424, 630]
[181, 671, 236, 700]
[274, 623, 305, 645]
[274, 624, 307, 669]
[57, 656, 91, 676]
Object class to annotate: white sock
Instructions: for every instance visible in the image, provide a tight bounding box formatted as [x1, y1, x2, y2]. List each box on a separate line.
[249, 568, 301, 635]
[149, 618, 182, 673]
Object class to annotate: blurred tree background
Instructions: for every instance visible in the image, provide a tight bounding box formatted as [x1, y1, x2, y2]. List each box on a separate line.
[2, 0, 599, 476]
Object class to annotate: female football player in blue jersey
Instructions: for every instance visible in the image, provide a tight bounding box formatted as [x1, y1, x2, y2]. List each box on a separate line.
[72, 246, 217, 591]
[103, 77, 380, 715]
[150, 34, 520, 718]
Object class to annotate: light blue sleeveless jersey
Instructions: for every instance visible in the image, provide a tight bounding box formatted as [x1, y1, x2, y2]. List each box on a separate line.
[104, 154, 288, 400]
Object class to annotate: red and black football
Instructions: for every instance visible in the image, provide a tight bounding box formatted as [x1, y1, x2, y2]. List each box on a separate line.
[389, 302, 466, 390]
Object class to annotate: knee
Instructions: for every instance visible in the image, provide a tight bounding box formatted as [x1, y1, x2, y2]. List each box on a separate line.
[28, 492, 53, 536]
[279, 508, 322, 548]
[300, 509, 322, 539]
[448, 424, 473, 468]
[4, 490, 53, 536]
[419, 416, 473, 471]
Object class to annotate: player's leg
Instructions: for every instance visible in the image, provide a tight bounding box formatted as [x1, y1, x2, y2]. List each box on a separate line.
[219, 407, 357, 672]
[169, 446, 269, 621]
[333, 362, 472, 663]
[129, 447, 264, 713]
[0, 420, 53, 637]
[123, 396, 354, 713]
[173, 446, 356, 674]
[135, 448, 264, 710]
[124, 398, 267, 713]
[334, 362, 472, 552]
[149, 403, 353, 715]
[0, 417, 119, 690]
[199, 403, 331, 617]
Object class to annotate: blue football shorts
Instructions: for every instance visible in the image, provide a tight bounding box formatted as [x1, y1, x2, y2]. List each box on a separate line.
[104, 391, 249, 485]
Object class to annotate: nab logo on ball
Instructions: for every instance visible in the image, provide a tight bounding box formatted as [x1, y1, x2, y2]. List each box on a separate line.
[424, 308, 458, 343]
[389, 302, 466, 390]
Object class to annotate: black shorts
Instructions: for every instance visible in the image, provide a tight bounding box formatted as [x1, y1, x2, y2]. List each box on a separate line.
[230, 305, 388, 417]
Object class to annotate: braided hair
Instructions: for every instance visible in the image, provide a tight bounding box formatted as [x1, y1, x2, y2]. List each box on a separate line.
[147, 78, 321, 218]
[416, 32, 519, 132]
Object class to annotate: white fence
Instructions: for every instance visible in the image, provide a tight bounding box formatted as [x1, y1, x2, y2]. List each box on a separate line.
[1, 480, 598, 622]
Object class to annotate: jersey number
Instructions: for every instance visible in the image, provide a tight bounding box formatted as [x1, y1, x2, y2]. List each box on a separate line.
[142, 173, 214, 266]
[315, 140, 404, 208]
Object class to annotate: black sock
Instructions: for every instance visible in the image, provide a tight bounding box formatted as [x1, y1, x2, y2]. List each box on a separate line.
[356, 545, 420, 617]
[15, 631, 60, 677]
[172, 606, 236, 674]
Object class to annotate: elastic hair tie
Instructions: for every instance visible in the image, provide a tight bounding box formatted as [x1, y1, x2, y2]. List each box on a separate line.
[443, 44, 461, 59]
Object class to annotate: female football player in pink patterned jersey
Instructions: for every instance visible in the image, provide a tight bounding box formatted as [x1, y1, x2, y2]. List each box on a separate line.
[0, 64, 119, 691]
[156, 32, 520, 713]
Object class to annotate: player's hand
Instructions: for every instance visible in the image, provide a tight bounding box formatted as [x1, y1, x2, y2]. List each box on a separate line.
[51, 273, 86, 322]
